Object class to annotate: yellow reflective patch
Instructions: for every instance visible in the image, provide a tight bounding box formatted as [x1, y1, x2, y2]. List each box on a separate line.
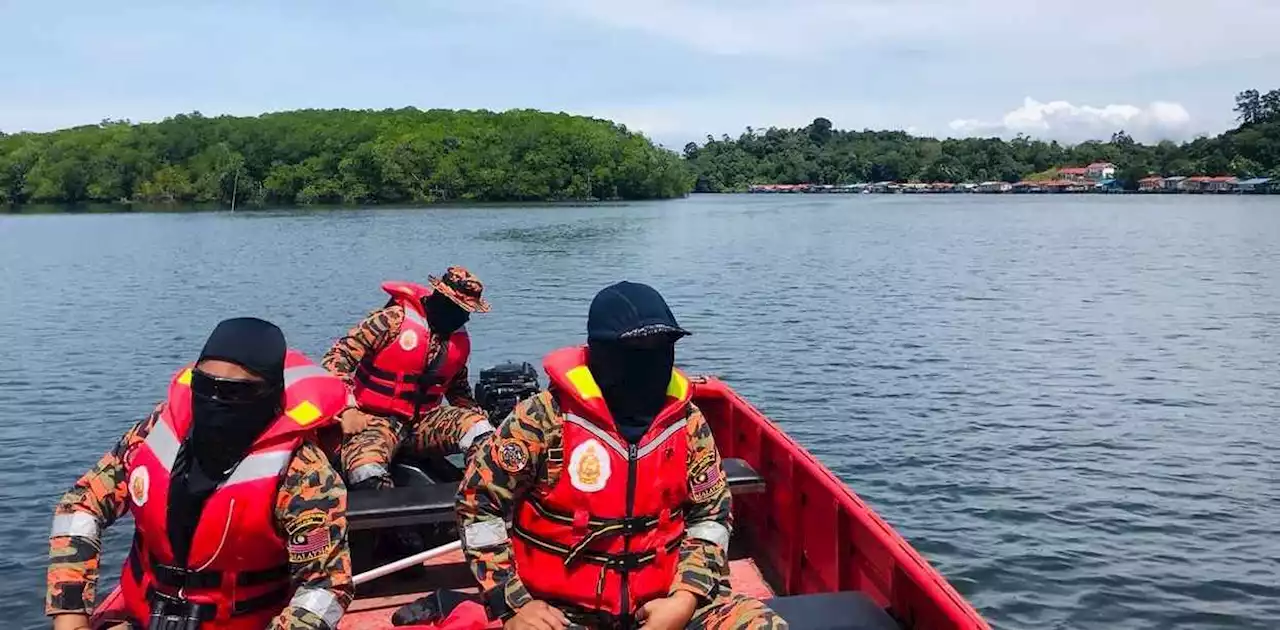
[666, 371, 688, 400]
[286, 400, 323, 426]
[177, 369, 192, 386]
[566, 366, 603, 400]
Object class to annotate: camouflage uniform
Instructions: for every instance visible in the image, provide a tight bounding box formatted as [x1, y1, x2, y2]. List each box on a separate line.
[47, 405, 352, 629]
[456, 391, 786, 630]
[323, 305, 491, 489]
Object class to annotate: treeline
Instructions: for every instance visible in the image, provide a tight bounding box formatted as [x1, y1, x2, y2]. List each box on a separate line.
[1233, 89, 1280, 126]
[0, 108, 693, 206]
[685, 89, 1280, 191]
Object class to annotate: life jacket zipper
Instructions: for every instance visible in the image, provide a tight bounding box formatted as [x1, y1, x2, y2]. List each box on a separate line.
[621, 441, 638, 626]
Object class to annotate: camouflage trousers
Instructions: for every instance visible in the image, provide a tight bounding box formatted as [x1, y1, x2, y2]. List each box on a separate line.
[340, 405, 491, 490]
[689, 592, 787, 630]
[561, 593, 787, 630]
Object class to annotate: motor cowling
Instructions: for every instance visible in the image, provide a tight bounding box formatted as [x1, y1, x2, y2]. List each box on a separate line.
[475, 361, 541, 422]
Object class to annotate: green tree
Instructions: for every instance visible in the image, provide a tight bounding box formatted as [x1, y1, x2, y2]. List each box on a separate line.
[1236, 89, 1263, 125]
[137, 165, 194, 202]
[808, 117, 834, 145]
[1261, 89, 1280, 122]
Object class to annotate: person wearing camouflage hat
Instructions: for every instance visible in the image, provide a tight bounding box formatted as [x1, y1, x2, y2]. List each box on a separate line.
[323, 266, 494, 491]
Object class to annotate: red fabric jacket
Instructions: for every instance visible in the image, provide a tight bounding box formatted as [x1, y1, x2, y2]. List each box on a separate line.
[352, 281, 471, 419]
[117, 351, 345, 629]
[511, 346, 693, 616]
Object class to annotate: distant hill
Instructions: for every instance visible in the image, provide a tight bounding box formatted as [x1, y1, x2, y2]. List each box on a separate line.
[0, 108, 693, 206]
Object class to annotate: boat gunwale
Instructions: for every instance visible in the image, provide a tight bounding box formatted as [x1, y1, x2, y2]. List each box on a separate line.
[692, 375, 990, 630]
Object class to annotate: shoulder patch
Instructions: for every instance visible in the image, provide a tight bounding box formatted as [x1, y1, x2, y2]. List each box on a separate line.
[287, 512, 333, 563]
[495, 438, 530, 474]
[689, 451, 725, 503]
[128, 466, 150, 507]
[398, 329, 419, 351]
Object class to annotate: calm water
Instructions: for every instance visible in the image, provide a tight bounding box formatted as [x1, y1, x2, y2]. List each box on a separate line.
[2, 195, 1278, 629]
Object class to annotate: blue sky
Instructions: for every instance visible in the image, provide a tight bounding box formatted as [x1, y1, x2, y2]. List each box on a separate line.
[3, 0, 1279, 148]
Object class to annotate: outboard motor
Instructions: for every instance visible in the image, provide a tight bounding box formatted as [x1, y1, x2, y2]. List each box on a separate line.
[475, 361, 541, 421]
[389, 361, 540, 486]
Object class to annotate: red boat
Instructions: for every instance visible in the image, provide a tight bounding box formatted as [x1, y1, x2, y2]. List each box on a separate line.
[336, 374, 990, 630]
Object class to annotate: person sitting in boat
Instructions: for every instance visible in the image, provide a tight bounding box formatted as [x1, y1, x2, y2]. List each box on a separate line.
[45, 317, 352, 630]
[456, 281, 786, 630]
[324, 265, 495, 490]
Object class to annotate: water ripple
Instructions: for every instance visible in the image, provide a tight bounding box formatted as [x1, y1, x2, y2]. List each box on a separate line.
[2, 196, 1279, 629]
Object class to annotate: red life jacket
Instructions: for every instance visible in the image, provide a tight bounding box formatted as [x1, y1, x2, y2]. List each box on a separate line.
[116, 350, 347, 629]
[510, 346, 693, 617]
[352, 281, 472, 420]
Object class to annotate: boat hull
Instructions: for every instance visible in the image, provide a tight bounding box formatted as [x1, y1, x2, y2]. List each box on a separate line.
[692, 376, 988, 629]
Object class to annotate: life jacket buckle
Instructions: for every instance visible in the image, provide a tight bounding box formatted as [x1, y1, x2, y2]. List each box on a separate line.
[618, 516, 652, 535]
[153, 562, 221, 591]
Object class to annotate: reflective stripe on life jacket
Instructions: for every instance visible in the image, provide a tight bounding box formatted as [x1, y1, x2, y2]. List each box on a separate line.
[117, 350, 346, 629]
[352, 281, 471, 420]
[509, 346, 692, 617]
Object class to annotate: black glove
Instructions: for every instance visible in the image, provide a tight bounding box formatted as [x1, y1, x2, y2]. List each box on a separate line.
[391, 589, 478, 626]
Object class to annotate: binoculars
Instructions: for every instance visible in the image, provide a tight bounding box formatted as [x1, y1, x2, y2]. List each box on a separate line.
[147, 596, 213, 630]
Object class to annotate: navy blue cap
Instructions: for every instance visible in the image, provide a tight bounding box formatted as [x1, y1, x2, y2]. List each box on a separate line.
[198, 317, 286, 386]
[587, 281, 690, 342]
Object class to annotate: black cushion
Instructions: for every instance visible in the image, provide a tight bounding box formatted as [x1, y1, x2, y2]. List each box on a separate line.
[348, 458, 766, 532]
[764, 592, 900, 630]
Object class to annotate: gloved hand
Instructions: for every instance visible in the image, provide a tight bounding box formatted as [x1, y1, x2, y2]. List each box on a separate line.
[392, 590, 484, 627]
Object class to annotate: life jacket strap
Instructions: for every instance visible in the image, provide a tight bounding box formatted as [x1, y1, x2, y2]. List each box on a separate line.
[131, 541, 289, 591]
[146, 583, 290, 618]
[511, 524, 680, 568]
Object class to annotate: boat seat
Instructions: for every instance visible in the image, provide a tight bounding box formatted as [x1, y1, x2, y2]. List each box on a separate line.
[348, 458, 765, 531]
[764, 592, 900, 630]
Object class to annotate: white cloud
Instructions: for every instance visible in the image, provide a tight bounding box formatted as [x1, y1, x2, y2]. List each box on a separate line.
[947, 98, 1195, 144]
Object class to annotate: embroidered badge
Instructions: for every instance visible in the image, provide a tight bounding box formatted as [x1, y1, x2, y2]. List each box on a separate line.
[496, 439, 530, 474]
[288, 514, 333, 563]
[398, 329, 419, 351]
[689, 453, 726, 502]
[128, 466, 150, 507]
[568, 439, 610, 492]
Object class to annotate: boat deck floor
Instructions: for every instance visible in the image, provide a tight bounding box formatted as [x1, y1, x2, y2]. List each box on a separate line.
[339, 548, 774, 629]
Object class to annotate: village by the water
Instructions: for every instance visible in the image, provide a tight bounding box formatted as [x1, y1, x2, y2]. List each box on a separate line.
[748, 162, 1279, 195]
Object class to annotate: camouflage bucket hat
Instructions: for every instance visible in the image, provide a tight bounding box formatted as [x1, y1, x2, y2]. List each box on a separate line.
[429, 266, 491, 313]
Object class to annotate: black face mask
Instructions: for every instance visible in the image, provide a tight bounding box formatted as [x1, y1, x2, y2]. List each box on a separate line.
[186, 317, 287, 476]
[424, 292, 470, 336]
[587, 339, 675, 442]
[190, 382, 280, 476]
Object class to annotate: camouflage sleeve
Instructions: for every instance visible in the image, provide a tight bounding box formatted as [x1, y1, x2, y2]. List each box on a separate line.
[670, 404, 733, 603]
[46, 406, 160, 616]
[444, 362, 482, 413]
[321, 306, 403, 385]
[269, 442, 352, 630]
[456, 392, 560, 618]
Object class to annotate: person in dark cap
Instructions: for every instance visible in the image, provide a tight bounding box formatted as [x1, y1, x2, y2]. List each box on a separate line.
[456, 282, 786, 630]
[47, 318, 354, 630]
[323, 266, 494, 491]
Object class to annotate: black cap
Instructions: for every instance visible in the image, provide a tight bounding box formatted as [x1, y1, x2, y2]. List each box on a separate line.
[198, 317, 287, 387]
[587, 281, 690, 342]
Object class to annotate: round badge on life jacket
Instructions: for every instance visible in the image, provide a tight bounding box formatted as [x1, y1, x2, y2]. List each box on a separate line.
[128, 466, 150, 507]
[399, 330, 419, 351]
[568, 439, 610, 493]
